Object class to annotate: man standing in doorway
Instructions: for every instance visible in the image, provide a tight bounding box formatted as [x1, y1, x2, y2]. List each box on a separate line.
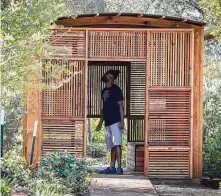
[95, 70, 124, 175]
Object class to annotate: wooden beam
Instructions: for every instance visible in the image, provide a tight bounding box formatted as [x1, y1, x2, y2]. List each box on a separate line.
[52, 27, 194, 32]
[88, 58, 146, 62]
[55, 16, 202, 29]
[42, 116, 85, 121]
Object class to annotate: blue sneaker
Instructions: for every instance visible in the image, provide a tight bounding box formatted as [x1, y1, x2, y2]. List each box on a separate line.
[116, 167, 123, 175]
[99, 167, 116, 174]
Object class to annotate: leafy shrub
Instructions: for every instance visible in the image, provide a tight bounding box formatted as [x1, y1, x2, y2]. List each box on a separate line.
[28, 178, 71, 196]
[203, 62, 221, 178]
[87, 143, 106, 158]
[2, 150, 91, 195]
[203, 130, 221, 178]
[37, 152, 92, 194]
[0, 179, 12, 196]
[2, 149, 31, 192]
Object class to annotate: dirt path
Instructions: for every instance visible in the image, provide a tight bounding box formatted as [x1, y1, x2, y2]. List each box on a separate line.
[90, 174, 158, 196]
[151, 179, 221, 196]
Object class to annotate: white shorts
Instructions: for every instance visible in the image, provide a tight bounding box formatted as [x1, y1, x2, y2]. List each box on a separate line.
[105, 122, 122, 149]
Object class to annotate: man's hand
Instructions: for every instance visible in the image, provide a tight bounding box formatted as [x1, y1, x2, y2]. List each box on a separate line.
[95, 122, 102, 132]
[118, 122, 124, 129]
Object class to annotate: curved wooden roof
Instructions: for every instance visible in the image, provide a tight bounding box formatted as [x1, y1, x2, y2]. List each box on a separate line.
[55, 13, 206, 29]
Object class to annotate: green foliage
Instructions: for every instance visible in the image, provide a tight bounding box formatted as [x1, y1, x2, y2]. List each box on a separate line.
[88, 119, 127, 167]
[203, 59, 221, 178]
[37, 152, 92, 194]
[3, 92, 23, 152]
[0, 179, 12, 196]
[203, 131, 221, 177]
[87, 143, 107, 158]
[90, 118, 105, 143]
[28, 178, 70, 196]
[1, 0, 72, 154]
[2, 150, 91, 195]
[1, 0, 70, 92]
[102, 134, 127, 167]
[203, 61, 221, 134]
[200, 0, 221, 39]
[2, 149, 32, 192]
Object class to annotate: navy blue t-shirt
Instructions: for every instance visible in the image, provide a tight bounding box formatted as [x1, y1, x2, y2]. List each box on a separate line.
[101, 84, 123, 126]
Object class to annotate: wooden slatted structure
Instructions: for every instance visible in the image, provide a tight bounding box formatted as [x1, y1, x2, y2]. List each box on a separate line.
[23, 13, 205, 179]
[40, 29, 88, 158]
[146, 30, 194, 178]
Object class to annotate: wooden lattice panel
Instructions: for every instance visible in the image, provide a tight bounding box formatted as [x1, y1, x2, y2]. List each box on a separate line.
[128, 118, 144, 142]
[48, 30, 85, 58]
[149, 89, 190, 146]
[42, 60, 85, 117]
[149, 32, 192, 87]
[149, 149, 190, 178]
[88, 31, 146, 58]
[88, 62, 128, 117]
[130, 62, 145, 116]
[42, 120, 83, 157]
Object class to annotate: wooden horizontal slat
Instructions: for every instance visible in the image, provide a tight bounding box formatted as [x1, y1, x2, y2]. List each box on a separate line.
[42, 120, 84, 157]
[129, 62, 145, 116]
[148, 150, 190, 178]
[149, 90, 190, 146]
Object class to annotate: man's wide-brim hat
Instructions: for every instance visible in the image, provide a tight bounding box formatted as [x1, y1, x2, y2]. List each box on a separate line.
[101, 70, 121, 82]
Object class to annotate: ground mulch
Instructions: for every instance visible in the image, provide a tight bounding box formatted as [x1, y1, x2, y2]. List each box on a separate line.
[151, 179, 221, 196]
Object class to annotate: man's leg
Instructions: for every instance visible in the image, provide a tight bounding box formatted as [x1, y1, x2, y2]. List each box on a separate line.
[110, 122, 123, 174]
[115, 145, 122, 168]
[110, 146, 116, 168]
[99, 126, 116, 174]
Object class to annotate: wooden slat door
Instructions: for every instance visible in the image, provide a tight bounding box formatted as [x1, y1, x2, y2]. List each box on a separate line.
[145, 30, 194, 178]
[41, 29, 87, 158]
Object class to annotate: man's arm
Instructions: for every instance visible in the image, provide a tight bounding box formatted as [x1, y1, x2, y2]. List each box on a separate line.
[95, 108, 103, 131]
[118, 101, 124, 129]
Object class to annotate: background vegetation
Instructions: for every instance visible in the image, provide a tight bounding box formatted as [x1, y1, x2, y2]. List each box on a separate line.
[86, 118, 127, 167]
[1, 0, 221, 194]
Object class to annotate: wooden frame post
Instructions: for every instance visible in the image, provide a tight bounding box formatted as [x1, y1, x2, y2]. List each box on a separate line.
[192, 28, 204, 178]
[144, 31, 150, 176]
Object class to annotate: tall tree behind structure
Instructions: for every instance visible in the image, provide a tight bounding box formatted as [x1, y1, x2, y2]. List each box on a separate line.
[64, 0, 204, 20]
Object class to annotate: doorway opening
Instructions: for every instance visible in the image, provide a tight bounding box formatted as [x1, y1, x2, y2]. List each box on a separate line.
[86, 61, 146, 171]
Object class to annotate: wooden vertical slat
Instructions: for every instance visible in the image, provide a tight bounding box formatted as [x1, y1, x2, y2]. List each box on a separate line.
[88, 31, 146, 59]
[144, 31, 150, 176]
[193, 30, 199, 178]
[84, 30, 88, 156]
